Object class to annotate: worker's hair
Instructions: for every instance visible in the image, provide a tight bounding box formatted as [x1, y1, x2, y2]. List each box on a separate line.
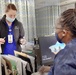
[59, 9, 76, 37]
[5, 3, 17, 12]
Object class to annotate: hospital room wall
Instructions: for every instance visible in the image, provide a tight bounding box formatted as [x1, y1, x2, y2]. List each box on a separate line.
[35, 2, 76, 38]
[35, 5, 59, 37]
[60, 3, 75, 14]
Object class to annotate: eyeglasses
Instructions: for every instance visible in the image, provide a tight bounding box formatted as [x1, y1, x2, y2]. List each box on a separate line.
[55, 27, 63, 30]
[54, 27, 63, 32]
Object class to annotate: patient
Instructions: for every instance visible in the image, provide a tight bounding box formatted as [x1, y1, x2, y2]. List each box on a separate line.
[38, 9, 76, 75]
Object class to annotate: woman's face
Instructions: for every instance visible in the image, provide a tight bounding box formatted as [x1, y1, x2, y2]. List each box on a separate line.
[55, 19, 63, 38]
[6, 9, 17, 19]
[55, 18, 72, 44]
[55, 19, 66, 43]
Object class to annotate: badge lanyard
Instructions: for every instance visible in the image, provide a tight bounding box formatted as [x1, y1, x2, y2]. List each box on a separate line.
[6, 22, 14, 43]
[8, 26, 13, 43]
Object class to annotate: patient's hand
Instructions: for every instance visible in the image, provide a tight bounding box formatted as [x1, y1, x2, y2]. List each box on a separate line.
[38, 65, 50, 74]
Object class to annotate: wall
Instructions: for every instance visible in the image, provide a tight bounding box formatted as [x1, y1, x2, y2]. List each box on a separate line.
[60, 3, 75, 14]
[35, 5, 59, 37]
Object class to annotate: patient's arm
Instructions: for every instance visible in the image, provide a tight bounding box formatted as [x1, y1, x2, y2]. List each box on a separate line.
[38, 65, 51, 74]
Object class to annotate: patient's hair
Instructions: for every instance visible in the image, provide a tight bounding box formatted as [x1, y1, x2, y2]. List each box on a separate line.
[59, 9, 76, 37]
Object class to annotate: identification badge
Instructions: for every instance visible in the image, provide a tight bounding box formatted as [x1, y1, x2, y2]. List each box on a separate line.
[8, 35, 13, 43]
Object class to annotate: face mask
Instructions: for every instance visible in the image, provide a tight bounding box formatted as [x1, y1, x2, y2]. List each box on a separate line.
[6, 16, 15, 23]
[55, 33, 63, 43]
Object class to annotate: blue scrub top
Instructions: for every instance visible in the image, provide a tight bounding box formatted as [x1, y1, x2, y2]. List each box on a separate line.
[3, 22, 17, 55]
[48, 70, 52, 75]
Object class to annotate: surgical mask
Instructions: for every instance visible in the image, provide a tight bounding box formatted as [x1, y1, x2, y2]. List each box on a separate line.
[55, 33, 63, 43]
[6, 16, 15, 23]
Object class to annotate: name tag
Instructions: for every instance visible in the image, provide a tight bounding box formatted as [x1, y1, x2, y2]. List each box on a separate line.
[8, 35, 13, 43]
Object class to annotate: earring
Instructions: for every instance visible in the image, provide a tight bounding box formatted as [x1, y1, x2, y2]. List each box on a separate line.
[62, 34, 65, 36]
